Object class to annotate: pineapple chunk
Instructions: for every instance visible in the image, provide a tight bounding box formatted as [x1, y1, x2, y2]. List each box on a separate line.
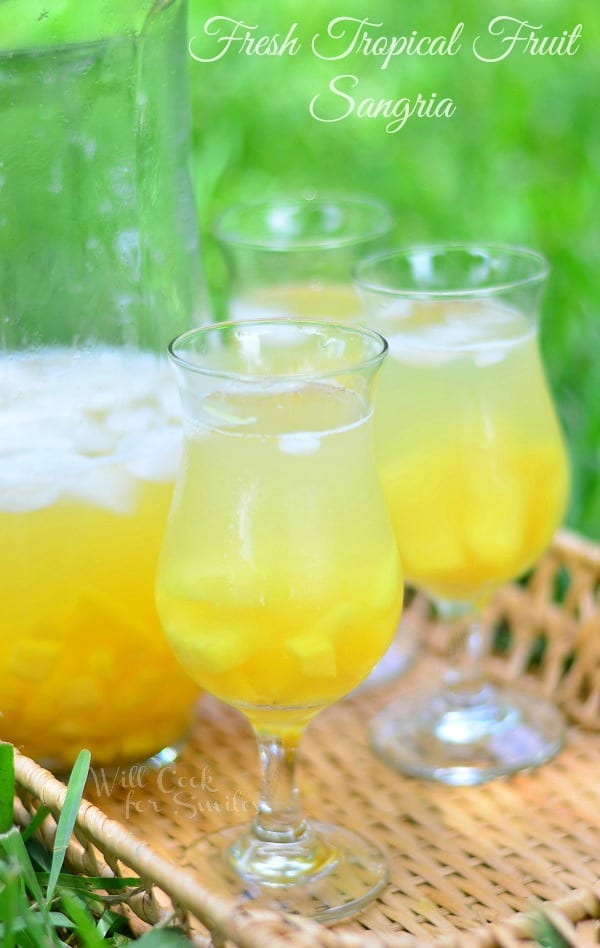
[169, 614, 260, 676]
[7, 638, 62, 682]
[287, 634, 337, 679]
[464, 462, 524, 573]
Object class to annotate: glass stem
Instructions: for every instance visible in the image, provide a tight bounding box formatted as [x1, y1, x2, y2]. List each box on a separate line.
[229, 726, 333, 884]
[252, 730, 307, 843]
[441, 606, 491, 703]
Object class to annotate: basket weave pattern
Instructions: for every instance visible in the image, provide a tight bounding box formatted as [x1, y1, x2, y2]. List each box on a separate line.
[13, 529, 600, 946]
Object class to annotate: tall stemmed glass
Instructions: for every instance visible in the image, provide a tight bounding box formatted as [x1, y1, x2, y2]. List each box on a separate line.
[156, 320, 403, 919]
[214, 194, 415, 684]
[354, 245, 570, 785]
[214, 193, 395, 323]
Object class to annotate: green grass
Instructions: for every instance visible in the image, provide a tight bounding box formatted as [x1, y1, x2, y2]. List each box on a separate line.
[0, 746, 193, 947]
[187, 0, 600, 540]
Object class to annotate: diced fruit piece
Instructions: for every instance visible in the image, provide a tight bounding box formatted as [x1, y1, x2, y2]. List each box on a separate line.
[370, 555, 403, 611]
[464, 462, 524, 573]
[288, 634, 337, 678]
[312, 602, 359, 639]
[58, 677, 103, 713]
[166, 607, 261, 676]
[7, 638, 62, 681]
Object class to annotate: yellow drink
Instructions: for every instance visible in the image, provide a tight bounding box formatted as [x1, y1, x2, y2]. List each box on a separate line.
[156, 383, 402, 733]
[230, 282, 362, 323]
[0, 349, 198, 766]
[360, 248, 568, 785]
[374, 302, 569, 601]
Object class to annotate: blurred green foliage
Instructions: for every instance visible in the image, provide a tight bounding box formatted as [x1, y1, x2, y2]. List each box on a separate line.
[187, 0, 600, 539]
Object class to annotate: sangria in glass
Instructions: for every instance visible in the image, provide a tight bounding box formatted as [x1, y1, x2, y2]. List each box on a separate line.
[156, 319, 403, 919]
[354, 245, 569, 785]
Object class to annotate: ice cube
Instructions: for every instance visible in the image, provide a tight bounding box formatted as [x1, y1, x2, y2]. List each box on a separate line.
[107, 406, 162, 436]
[278, 432, 321, 455]
[0, 416, 74, 456]
[386, 335, 454, 365]
[237, 328, 262, 361]
[66, 461, 139, 515]
[118, 427, 181, 482]
[473, 346, 508, 367]
[73, 419, 117, 456]
[159, 384, 182, 422]
[386, 299, 414, 319]
[259, 323, 305, 348]
[231, 298, 288, 321]
[0, 348, 181, 509]
[0, 454, 59, 512]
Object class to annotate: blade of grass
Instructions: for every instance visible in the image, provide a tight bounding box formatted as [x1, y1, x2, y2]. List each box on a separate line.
[58, 891, 108, 948]
[0, 915, 51, 948]
[0, 742, 15, 832]
[22, 804, 51, 842]
[533, 913, 572, 948]
[0, 914, 76, 935]
[0, 828, 57, 933]
[48, 912, 77, 929]
[46, 749, 91, 904]
[25, 837, 53, 872]
[95, 906, 132, 938]
[0, 857, 19, 948]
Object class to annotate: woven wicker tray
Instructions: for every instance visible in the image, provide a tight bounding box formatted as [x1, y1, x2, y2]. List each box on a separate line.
[13, 529, 600, 947]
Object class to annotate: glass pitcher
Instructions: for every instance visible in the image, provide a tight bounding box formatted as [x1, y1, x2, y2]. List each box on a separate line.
[0, 0, 205, 768]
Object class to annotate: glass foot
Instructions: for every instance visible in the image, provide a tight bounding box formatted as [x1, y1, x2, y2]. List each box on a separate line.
[146, 742, 181, 769]
[371, 686, 565, 785]
[183, 821, 388, 923]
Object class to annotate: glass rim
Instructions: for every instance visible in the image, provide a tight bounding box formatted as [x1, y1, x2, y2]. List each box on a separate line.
[212, 193, 395, 251]
[353, 243, 550, 299]
[168, 318, 389, 383]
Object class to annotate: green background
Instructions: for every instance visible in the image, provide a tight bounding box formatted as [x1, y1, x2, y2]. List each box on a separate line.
[187, 0, 600, 541]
